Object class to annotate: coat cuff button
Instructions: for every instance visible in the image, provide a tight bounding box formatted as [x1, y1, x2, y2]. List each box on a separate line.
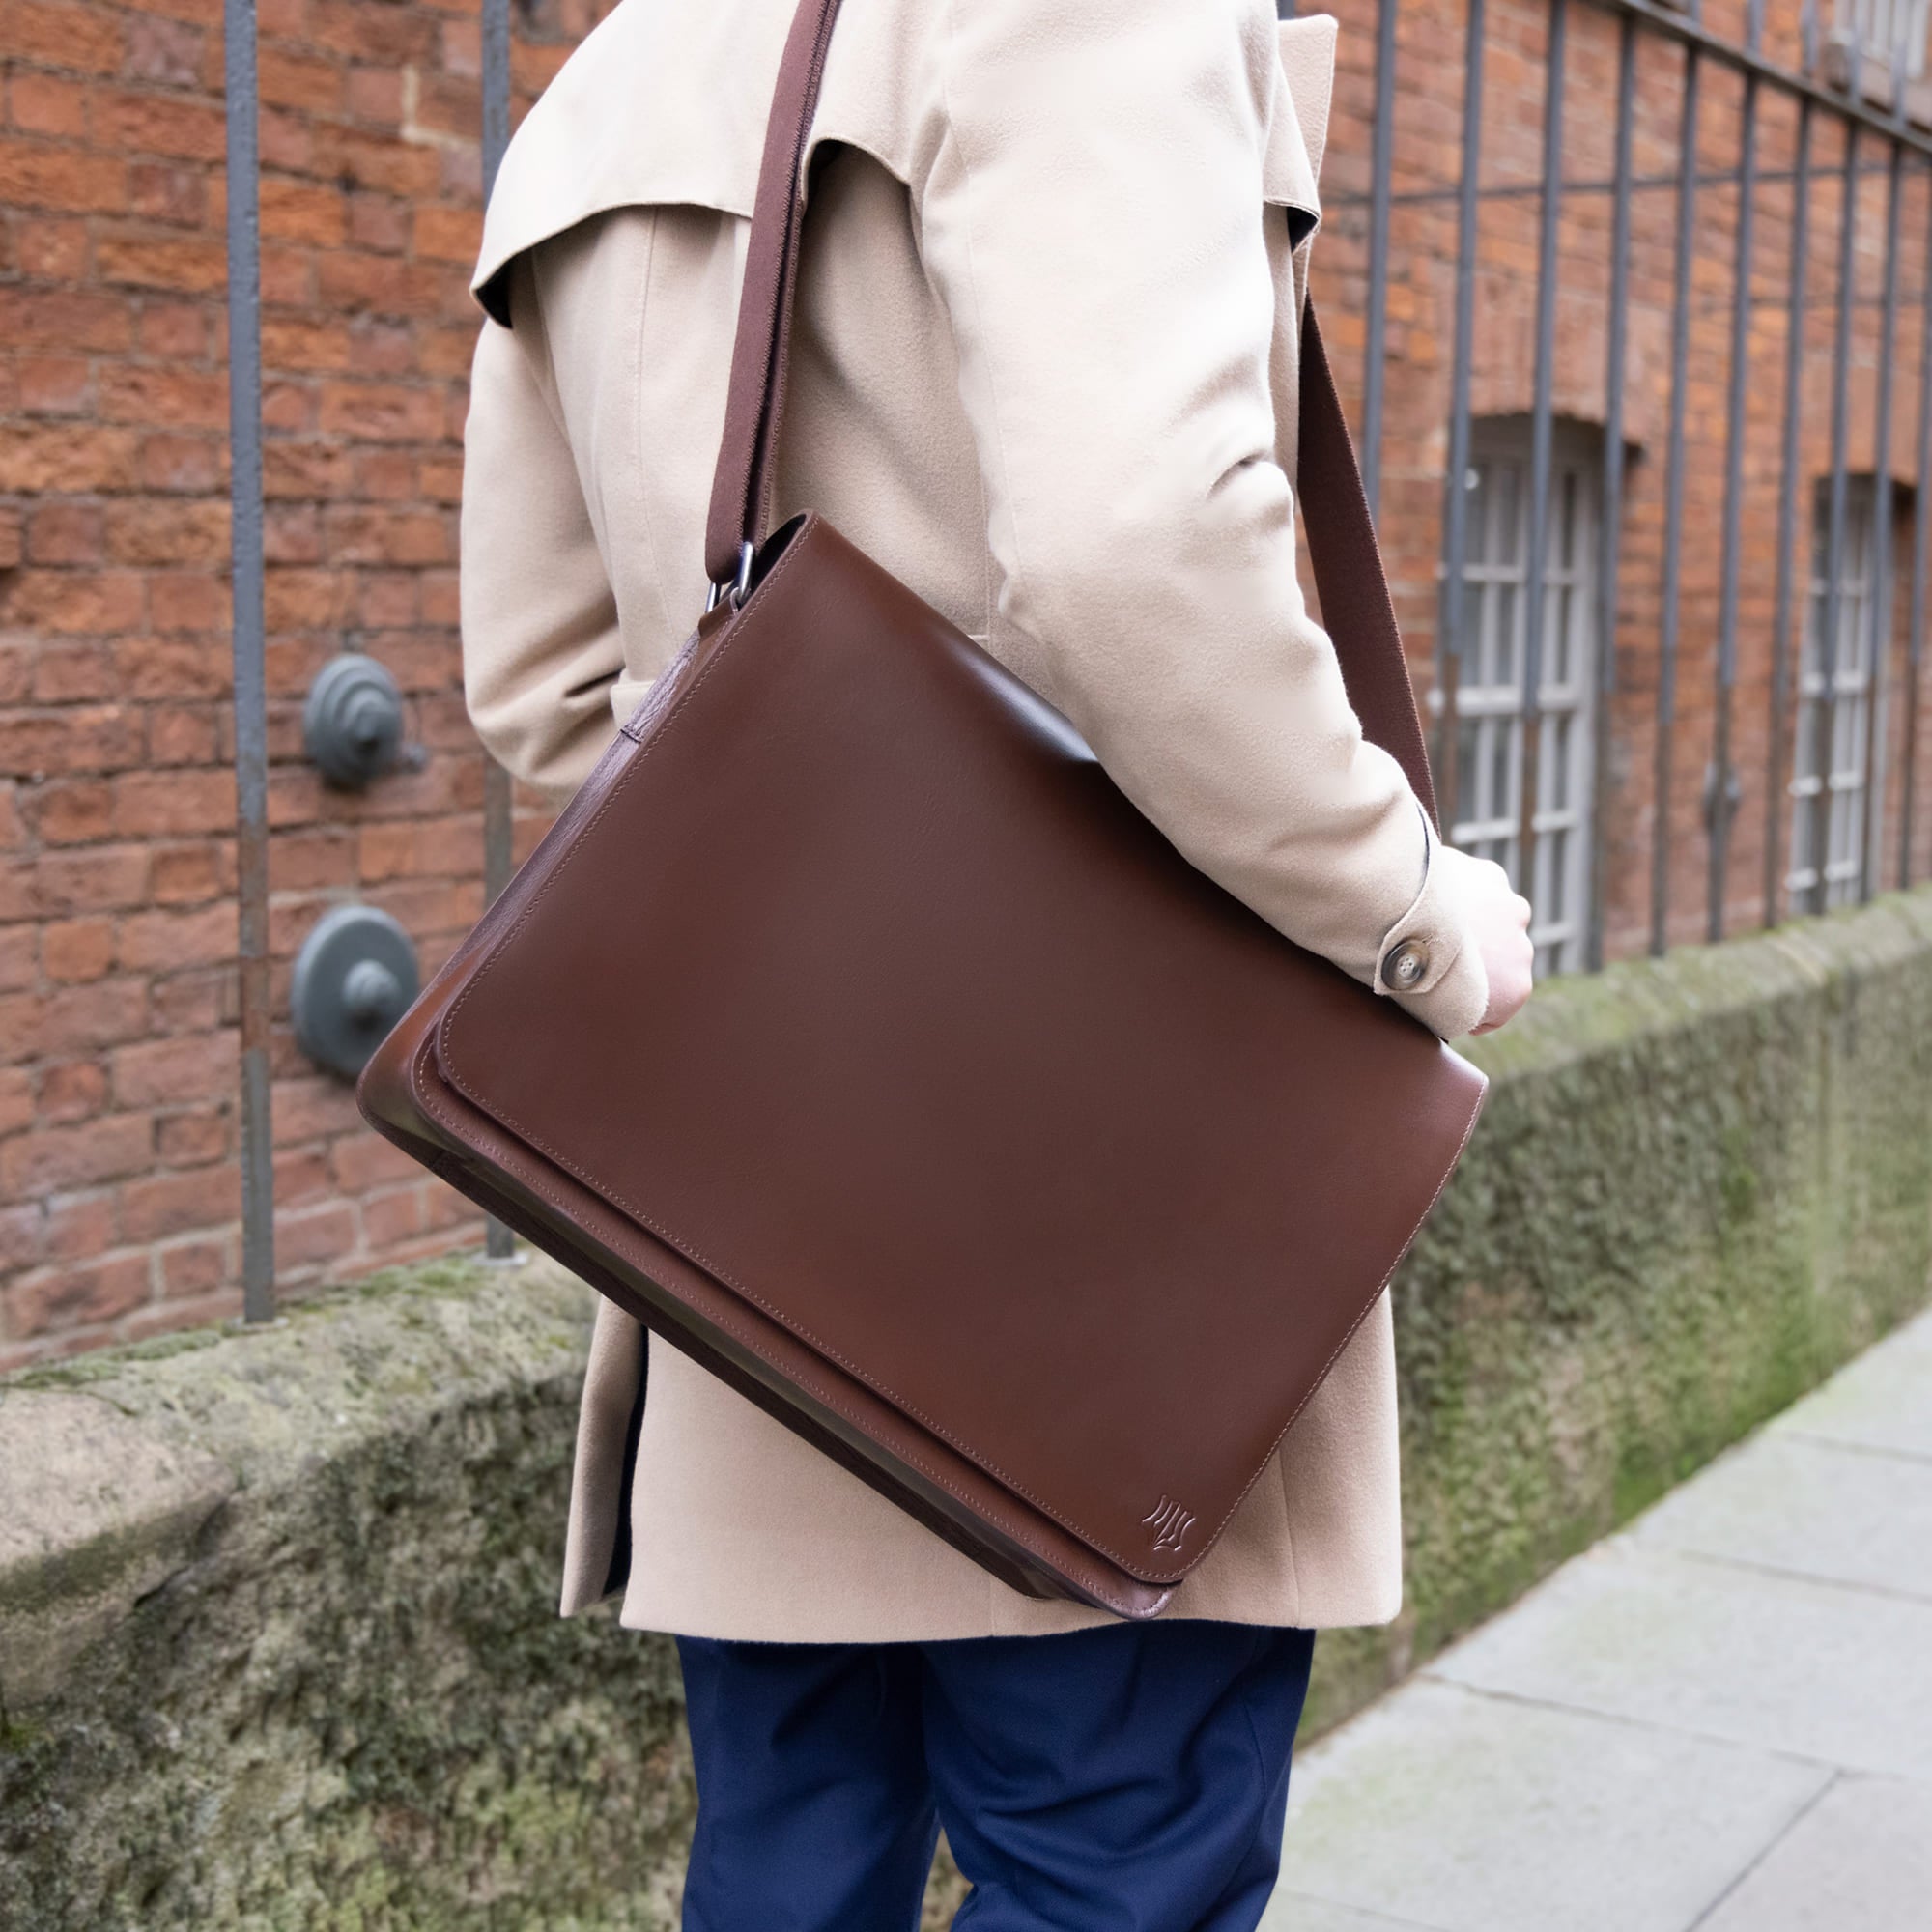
[1382, 937, 1431, 991]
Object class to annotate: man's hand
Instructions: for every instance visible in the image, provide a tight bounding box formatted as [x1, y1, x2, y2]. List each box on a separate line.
[1449, 848, 1534, 1035]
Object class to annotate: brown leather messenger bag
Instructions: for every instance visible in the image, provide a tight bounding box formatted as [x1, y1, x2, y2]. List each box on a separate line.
[358, 0, 1488, 1619]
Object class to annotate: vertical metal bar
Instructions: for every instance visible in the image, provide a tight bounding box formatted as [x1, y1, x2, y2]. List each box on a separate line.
[1765, 93, 1816, 924]
[482, 0, 510, 191]
[224, 0, 273, 1323]
[1811, 121, 1861, 916]
[1650, 40, 1701, 956]
[1709, 3, 1764, 941]
[1884, 1, 1917, 138]
[1588, 11, 1636, 972]
[1903, 168, 1932, 890]
[480, 0, 517, 1263]
[1361, 0, 1400, 519]
[1861, 137, 1904, 901]
[1435, 0, 1488, 835]
[1519, 0, 1567, 910]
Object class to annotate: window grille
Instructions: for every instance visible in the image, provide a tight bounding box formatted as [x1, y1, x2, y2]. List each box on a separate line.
[1837, 0, 1931, 75]
[1825, 0, 1932, 106]
[1789, 482, 1883, 911]
[1444, 428, 1602, 977]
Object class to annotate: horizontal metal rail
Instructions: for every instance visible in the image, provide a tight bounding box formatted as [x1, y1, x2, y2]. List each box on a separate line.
[1327, 159, 1883, 212]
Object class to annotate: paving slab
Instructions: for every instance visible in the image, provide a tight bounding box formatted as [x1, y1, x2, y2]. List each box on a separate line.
[1629, 1430, 1932, 1600]
[1267, 1308, 1932, 1931]
[1427, 1540, 1932, 1780]
[1266, 1679, 1829, 1932]
[1696, 1775, 1932, 1932]
[1260, 1896, 1444, 1931]
[1771, 1308, 1932, 1462]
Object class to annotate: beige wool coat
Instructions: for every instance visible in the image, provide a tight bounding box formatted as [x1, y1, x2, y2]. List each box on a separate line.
[459, 0, 1492, 1641]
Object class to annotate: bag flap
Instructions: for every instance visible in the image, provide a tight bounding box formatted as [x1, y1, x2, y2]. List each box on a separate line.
[432, 520, 1483, 1586]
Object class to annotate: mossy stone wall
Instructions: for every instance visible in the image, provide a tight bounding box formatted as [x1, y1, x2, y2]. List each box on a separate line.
[5, 891, 1931, 1926]
[1306, 888, 1932, 1730]
[0, 1263, 693, 1932]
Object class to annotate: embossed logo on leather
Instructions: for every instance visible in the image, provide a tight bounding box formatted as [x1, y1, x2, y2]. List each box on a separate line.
[1142, 1494, 1196, 1554]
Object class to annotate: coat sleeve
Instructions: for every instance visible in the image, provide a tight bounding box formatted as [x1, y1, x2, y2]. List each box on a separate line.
[459, 259, 625, 806]
[913, 0, 1488, 1037]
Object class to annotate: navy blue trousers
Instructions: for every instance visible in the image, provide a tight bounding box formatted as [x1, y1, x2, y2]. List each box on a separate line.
[675, 1618, 1317, 1932]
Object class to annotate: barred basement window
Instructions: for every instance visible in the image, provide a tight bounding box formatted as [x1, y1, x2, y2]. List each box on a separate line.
[1840, 0, 1929, 71]
[1788, 481, 1884, 912]
[1822, 0, 1932, 115]
[1446, 424, 1602, 978]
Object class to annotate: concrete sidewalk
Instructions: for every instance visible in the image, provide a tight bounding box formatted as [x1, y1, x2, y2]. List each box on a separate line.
[1264, 1305, 1932, 1932]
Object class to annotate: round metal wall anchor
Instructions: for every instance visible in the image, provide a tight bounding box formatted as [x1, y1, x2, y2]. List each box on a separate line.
[304, 652, 406, 788]
[292, 904, 419, 1079]
[1702, 760, 1746, 837]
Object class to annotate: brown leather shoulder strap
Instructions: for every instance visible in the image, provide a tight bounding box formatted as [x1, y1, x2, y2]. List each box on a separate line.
[704, 0, 846, 591]
[1293, 305, 1438, 822]
[704, 0, 1438, 825]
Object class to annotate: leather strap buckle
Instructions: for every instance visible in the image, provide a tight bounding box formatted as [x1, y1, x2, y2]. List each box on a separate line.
[704, 541, 755, 617]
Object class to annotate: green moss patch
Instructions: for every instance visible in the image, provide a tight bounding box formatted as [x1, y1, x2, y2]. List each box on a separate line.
[1303, 890, 1932, 1735]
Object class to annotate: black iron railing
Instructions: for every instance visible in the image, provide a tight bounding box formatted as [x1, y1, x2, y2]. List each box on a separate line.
[220, 0, 1931, 1313]
[1303, 0, 1931, 966]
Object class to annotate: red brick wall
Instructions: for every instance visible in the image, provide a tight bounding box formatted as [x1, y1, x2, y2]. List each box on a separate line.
[0, 0, 609, 1365]
[3, 0, 1930, 1367]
